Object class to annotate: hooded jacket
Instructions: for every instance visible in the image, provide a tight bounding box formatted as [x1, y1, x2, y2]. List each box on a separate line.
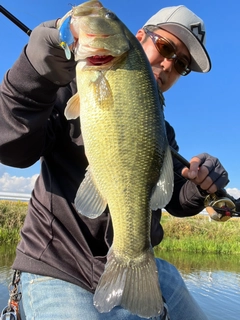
[0, 48, 205, 292]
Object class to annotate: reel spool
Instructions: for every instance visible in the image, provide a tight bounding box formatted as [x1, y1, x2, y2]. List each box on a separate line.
[204, 194, 236, 222]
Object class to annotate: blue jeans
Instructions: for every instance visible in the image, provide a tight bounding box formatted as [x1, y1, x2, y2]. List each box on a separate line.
[20, 258, 208, 320]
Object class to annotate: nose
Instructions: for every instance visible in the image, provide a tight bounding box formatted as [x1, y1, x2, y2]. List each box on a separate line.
[160, 58, 174, 72]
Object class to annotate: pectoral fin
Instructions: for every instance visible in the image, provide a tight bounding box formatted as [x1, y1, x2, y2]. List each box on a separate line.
[65, 93, 80, 119]
[91, 72, 113, 110]
[74, 167, 107, 218]
[150, 146, 174, 210]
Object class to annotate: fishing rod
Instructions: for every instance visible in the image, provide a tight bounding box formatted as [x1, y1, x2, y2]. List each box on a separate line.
[2, 5, 239, 219]
[0, 5, 32, 35]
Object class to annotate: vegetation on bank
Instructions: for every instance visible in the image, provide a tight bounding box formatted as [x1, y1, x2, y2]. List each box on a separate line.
[155, 212, 240, 255]
[0, 200, 27, 244]
[0, 200, 240, 254]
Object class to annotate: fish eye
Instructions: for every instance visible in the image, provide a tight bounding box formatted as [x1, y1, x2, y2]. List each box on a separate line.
[105, 11, 116, 19]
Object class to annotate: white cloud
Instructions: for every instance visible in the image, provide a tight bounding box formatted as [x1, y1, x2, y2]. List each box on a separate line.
[0, 171, 240, 203]
[0, 172, 38, 193]
[226, 188, 240, 199]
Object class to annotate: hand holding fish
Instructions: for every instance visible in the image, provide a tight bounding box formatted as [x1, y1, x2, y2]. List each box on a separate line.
[181, 153, 228, 194]
[25, 19, 76, 85]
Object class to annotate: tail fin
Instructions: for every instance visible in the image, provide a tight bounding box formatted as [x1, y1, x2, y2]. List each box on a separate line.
[93, 248, 164, 318]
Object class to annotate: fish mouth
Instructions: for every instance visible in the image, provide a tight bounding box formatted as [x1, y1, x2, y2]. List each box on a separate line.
[87, 55, 114, 65]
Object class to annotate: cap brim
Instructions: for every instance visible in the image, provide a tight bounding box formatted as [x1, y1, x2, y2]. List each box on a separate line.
[155, 22, 211, 73]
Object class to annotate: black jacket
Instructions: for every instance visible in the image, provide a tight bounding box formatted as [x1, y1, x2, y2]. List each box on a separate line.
[0, 48, 205, 292]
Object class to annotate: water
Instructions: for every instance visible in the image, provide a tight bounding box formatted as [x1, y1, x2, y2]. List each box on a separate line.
[1, 246, 240, 319]
[158, 250, 240, 320]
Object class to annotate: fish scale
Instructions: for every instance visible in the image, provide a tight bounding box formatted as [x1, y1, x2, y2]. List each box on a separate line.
[63, 0, 174, 318]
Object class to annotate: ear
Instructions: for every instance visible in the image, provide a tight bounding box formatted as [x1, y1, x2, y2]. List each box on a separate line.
[135, 29, 145, 43]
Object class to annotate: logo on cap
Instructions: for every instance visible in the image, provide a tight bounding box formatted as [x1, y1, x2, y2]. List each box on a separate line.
[190, 23, 205, 44]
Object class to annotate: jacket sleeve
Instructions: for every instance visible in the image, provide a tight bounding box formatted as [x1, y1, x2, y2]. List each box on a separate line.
[164, 120, 205, 217]
[0, 47, 62, 168]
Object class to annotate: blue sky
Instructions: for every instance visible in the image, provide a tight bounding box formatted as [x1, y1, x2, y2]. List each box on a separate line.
[0, 0, 239, 198]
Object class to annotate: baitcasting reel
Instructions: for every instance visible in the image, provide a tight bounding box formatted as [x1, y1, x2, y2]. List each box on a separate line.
[204, 191, 236, 222]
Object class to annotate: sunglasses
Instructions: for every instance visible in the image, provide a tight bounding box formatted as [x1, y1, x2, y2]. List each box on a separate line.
[143, 27, 191, 76]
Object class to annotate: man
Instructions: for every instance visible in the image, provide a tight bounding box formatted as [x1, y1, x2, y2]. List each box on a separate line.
[0, 3, 228, 320]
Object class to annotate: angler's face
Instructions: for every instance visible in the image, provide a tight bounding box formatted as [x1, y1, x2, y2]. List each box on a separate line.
[136, 28, 191, 92]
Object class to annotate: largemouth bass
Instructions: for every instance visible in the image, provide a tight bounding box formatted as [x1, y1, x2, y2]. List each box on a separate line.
[63, 1, 174, 318]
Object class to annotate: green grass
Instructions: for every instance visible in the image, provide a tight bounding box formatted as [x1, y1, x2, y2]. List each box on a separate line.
[0, 201, 240, 255]
[155, 212, 240, 255]
[0, 200, 27, 244]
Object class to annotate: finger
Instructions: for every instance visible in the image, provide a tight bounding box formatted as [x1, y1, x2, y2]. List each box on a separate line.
[199, 176, 217, 193]
[210, 171, 229, 190]
[207, 184, 217, 193]
[185, 159, 199, 179]
[42, 20, 58, 29]
[181, 160, 199, 180]
[181, 155, 206, 180]
[193, 165, 209, 184]
[29, 21, 61, 47]
[189, 156, 202, 170]
[182, 160, 209, 182]
[192, 153, 229, 189]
